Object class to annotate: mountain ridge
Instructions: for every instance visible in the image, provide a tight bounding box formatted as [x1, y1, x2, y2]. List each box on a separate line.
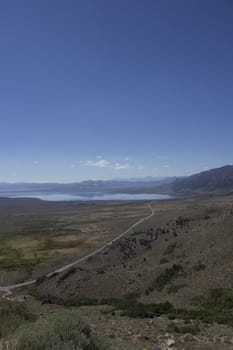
[171, 165, 233, 194]
[0, 165, 232, 196]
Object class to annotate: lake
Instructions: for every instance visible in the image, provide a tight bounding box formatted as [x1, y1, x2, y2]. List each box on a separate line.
[0, 192, 171, 201]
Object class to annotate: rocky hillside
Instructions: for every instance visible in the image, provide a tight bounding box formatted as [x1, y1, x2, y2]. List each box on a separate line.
[171, 165, 233, 195]
[24, 194, 233, 349]
[38, 195, 233, 306]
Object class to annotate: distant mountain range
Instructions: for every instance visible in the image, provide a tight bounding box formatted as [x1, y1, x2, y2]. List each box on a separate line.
[0, 177, 177, 195]
[127, 165, 233, 195]
[171, 165, 233, 194]
[0, 165, 232, 196]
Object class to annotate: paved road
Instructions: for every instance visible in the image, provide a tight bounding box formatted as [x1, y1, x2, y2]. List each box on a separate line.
[0, 203, 155, 293]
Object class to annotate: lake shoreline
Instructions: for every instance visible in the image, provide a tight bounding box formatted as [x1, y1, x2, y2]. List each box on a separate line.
[0, 192, 171, 202]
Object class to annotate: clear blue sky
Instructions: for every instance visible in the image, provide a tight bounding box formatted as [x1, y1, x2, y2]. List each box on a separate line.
[0, 0, 232, 182]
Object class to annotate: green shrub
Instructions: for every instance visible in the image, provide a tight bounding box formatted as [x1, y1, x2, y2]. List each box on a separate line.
[0, 304, 36, 338]
[193, 261, 206, 271]
[28, 287, 233, 329]
[120, 301, 174, 318]
[1, 310, 109, 350]
[26, 287, 45, 301]
[194, 288, 233, 311]
[164, 243, 179, 255]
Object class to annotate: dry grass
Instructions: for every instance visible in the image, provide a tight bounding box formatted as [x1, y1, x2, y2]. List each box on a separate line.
[0, 200, 148, 283]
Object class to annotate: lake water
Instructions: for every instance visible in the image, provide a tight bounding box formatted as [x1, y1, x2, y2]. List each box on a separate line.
[0, 192, 171, 201]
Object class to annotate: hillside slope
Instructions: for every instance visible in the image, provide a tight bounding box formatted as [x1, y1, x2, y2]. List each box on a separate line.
[38, 195, 233, 306]
[21, 194, 233, 350]
[171, 165, 233, 194]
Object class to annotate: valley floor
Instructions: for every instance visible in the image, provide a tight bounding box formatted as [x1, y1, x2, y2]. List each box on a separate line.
[0, 194, 233, 349]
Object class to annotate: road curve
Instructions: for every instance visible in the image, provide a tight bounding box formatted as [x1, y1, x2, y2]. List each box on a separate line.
[0, 203, 155, 293]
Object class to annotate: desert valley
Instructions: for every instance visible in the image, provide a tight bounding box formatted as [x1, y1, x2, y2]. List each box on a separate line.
[0, 166, 233, 349]
[1, 1, 233, 349]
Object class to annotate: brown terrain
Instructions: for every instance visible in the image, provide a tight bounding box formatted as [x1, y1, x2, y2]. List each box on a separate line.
[0, 193, 232, 349]
[0, 198, 148, 284]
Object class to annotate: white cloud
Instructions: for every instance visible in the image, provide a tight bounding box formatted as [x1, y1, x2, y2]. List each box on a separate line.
[85, 158, 144, 171]
[33, 160, 39, 164]
[113, 162, 132, 170]
[85, 159, 110, 168]
[162, 164, 170, 168]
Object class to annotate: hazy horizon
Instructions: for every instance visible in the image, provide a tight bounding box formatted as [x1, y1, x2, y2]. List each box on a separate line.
[0, 175, 175, 184]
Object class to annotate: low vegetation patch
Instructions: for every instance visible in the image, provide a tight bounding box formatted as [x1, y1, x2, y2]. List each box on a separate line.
[1, 310, 109, 350]
[193, 260, 206, 271]
[146, 264, 184, 294]
[0, 240, 41, 280]
[167, 283, 187, 294]
[0, 304, 36, 338]
[26, 287, 45, 301]
[114, 295, 233, 327]
[28, 287, 233, 328]
[159, 257, 169, 264]
[167, 322, 201, 335]
[194, 288, 233, 310]
[21, 219, 58, 234]
[164, 242, 179, 256]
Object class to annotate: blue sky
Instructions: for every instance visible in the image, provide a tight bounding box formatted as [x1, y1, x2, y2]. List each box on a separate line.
[0, 0, 232, 182]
